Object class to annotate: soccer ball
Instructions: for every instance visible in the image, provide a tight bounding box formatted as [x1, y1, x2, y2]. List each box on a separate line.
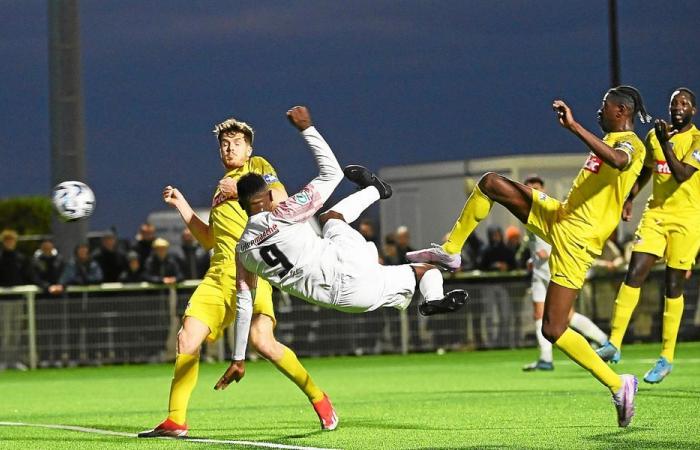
[52, 181, 96, 222]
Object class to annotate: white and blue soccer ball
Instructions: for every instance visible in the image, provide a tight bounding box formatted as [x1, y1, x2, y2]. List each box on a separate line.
[52, 181, 96, 222]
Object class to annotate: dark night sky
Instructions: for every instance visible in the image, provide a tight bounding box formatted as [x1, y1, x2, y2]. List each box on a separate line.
[2, 0, 699, 237]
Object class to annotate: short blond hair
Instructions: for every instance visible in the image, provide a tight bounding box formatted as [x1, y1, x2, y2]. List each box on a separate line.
[1, 229, 18, 240]
[212, 118, 254, 145]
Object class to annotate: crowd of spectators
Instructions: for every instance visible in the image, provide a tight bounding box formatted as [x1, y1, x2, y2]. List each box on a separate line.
[0, 224, 210, 292]
[1, 218, 669, 292]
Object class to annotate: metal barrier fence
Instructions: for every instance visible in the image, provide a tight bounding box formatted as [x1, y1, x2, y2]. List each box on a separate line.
[1, 269, 699, 369]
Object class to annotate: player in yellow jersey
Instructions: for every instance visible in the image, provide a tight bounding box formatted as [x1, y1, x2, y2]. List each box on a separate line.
[408, 86, 650, 427]
[597, 88, 700, 383]
[139, 117, 335, 438]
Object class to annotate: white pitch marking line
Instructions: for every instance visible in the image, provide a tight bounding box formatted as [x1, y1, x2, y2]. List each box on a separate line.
[0, 422, 340, 450]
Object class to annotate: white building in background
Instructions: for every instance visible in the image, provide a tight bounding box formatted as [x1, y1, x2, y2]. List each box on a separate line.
[379, 154, 651, 248]
[146, 208, 210, 245]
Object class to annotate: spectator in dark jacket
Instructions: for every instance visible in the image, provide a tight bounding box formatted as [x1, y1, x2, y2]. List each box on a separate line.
[395, 225, 415, 264]
[92, 231, 128, 282]
[0, 229, 35, 286]
[144, 238, 182, 285]
[132, 222, 156, 267]
[59, 243, 103, 286]
[119, 251, 146, 283]
[32, 239, 65, 292]
[0, 229, 34, 369]
[460, 234, 484, 271]
[176, 228, 209, 280]
[479, 226, 516, 272]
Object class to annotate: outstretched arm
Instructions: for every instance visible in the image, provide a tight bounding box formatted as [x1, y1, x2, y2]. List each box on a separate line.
[163, 186, 215, 250]
[215, 252, 257, 390]
[655, 119, 698, 183]
[287, 106, 343, 204]
[553, 100, 632, 170]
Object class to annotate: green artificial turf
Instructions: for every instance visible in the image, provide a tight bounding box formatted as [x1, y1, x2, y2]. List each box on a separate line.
[1, 343, 699, 449]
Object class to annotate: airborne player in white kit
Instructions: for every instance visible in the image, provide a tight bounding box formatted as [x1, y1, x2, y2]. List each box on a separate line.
[214, 106, 468, 396]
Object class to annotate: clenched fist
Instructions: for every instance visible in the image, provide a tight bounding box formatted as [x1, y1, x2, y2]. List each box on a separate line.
[287, 106, 313, 131]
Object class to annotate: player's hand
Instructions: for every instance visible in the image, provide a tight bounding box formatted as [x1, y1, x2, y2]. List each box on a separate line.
[163, 186, 183, 207]
[654, 119, 678, 145]
[621, 198, 634, 222]
[214, 360, 245, 390]
[287, 106, 313, 131]
[218, 177, 238, 199]
[552, 100, 575, 129]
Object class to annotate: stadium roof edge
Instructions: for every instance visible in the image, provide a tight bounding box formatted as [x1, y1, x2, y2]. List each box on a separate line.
[379, 153, 584, 181]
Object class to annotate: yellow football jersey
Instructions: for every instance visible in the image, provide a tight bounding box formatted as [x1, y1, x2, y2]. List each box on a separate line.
[561, 130, 645, 252]
[643, 125, 700, 215]
[209, 156, 284, 266]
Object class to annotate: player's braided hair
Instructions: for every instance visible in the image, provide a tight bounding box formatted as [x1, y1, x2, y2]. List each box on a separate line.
[673, 87, 696, 107]
[237, 173, 268, 213]
[607, 85, 652, 124]
[212, 118, 254, 145]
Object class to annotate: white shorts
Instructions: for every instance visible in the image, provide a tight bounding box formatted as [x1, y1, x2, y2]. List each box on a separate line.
[323, 219, 416, 312]
[531, 274, 549, 303]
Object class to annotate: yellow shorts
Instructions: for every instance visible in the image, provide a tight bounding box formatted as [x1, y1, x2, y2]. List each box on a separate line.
[526, 190, 598, 290]
[632, 209, 700, 270]
[183, 263, 276, 342]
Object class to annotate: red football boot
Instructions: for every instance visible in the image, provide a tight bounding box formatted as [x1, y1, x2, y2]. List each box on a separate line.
[312, 393, 339, 431]
[137, 418, 188, 438]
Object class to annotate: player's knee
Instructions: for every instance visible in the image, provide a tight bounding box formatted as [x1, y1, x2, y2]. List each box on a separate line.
[624, 264, 648, 287]
[665, 273, 685, 298]
[477, 172, 500, 195]
[541, 322, 566, 344]
[250, 333, 276, 359]
[177, 329, 201, 355]
[319, 210, 345, 226]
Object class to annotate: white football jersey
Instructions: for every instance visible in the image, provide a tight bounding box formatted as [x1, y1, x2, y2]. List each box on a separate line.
[237, 183, 340, 306]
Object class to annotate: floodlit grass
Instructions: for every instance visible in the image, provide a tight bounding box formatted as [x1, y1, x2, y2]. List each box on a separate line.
[1, 342, 699, 449]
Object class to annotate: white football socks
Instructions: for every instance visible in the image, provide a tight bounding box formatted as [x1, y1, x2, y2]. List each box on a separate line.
[418, 268, 444, 301]
[569, 312, 608, 346]
[535, 318, 553, 363]
[329, 186, 380, 224]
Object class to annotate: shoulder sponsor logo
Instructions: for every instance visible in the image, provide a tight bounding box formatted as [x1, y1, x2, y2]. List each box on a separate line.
[263, 173, 278, 184]
[654, 160, 671, 174]
[583, 153, 602, 173]
[616, 141, 635, 154]
[539, 192, 548, 201]
[693, 150, 700, 163]
[292, 191, 310, 205]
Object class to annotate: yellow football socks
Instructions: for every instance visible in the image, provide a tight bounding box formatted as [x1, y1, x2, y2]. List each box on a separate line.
[273, 346, 324, 403]
[442, 185, 493, 255]
[660, 295, 684, 363]
[167, 353, 200, 425]
[556, 328, 622, 393]
[609, 283, 640, 349]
